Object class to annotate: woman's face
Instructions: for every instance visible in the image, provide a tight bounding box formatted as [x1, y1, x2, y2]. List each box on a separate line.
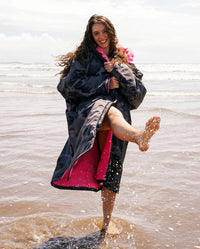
[91, 23, 110, 53]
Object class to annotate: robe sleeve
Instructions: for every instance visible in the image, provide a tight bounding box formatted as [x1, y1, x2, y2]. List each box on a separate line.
[110, 62, 146, 110]
[57, 58, 109, 102]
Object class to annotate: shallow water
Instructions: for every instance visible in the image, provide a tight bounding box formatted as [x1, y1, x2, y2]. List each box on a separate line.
[0, 63, 200, 248]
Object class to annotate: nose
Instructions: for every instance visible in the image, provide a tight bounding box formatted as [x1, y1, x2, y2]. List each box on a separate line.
[99, 32, 105, 39]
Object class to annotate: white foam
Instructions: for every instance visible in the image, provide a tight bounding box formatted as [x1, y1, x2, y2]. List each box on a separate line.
[147, 92, 200, 97]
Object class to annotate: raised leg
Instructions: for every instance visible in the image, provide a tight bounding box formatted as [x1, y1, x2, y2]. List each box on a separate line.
[102, 106, 160, 152]
[99, 107, 160, 235]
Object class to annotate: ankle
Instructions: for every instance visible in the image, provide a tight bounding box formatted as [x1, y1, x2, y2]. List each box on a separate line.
[131, 129, 144, 143]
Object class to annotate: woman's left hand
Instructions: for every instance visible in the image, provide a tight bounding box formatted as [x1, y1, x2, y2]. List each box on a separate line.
[104, 61, 114, 73]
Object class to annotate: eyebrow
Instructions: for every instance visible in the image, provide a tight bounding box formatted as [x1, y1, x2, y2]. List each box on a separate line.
[92, 29, 106, 34]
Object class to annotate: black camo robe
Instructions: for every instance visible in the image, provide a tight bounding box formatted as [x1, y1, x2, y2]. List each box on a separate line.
[51, 49, 146, 192]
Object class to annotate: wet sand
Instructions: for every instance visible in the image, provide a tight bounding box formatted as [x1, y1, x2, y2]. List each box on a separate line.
[0, 63, 200, 248]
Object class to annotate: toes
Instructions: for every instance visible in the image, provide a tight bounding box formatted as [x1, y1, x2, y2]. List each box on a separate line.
[140, 144, 149, 152]
[155, 117, 161, 128]
[147, 116, 161, 127]
[155, 116, 161, 124]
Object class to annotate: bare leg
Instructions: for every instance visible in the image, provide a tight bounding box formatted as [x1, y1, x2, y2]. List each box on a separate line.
[98, 132, 120, 234]
[101, 187, 118, 233]
[99, 107, 160, 234]
[103, 106, 160, 152]
[98, 130, 109, 153]
[98, 130, 116, 234]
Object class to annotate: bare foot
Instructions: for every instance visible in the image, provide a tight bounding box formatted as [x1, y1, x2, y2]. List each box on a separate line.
[136, 116, 160, 152]
[104, 221, 121, 236]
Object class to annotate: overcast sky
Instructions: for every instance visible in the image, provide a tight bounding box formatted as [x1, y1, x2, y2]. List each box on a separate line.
[0, 0, 200, 64]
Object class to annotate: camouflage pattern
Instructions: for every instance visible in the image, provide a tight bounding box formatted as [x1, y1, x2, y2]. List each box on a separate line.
[51, 50, 146, 192]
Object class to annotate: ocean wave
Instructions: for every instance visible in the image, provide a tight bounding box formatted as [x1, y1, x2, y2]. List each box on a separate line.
[1, 63, 200, 81]
[147, 92, 200, 97]
[149, 106, 200, 119]
[14, 113, 63, 118]
[144, 74, 200, 81]
[138, 63, 200, 81]
[1, 88, 199, 97]
[1, 62, 200, 73]
[138, 63, 200, 73]
[0, 63, 56, 71]
[0, 89, 56, 94]
[2, 72, 200, 80]
[0, 82, 51, 88]
[0, 73, 56, 78]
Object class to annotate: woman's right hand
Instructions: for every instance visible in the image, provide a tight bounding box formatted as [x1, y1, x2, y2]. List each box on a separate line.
[109, 77, 119, 89]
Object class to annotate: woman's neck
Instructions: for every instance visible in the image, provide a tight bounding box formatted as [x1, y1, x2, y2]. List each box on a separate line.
[102, 47, 109, 56]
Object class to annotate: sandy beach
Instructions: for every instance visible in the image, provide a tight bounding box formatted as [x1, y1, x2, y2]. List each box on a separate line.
[0, 63, 200, 248]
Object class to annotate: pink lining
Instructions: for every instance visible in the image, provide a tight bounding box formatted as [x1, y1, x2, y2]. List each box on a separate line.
[53, 138, 100, 189]
[96, 129, 112, 182]
[96, 46, 134, 94]
[96, 46, 134, 64]
[53, 130, 112, 190]
[53, 47, 117, 190]
[96, 46, 109, 61]
[96, 46, 110, 93]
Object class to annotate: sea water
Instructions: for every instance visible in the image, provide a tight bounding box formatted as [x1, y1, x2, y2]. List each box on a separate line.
[0, 63, 200, 248]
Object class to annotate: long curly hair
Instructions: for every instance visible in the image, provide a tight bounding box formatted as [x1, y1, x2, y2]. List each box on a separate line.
[57, 14, 129, 78]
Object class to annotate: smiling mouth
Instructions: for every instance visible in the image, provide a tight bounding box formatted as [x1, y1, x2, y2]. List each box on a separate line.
[99, 40, 107, 44]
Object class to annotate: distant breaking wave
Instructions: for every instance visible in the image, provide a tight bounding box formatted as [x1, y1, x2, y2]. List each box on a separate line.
[1, 81, 50, 88]
[1, 62, 199, 72]
[147, 92, 200, 97]
[1, 73, 200, 81]
[0, 63, 55, 71]
[137, 63, 200, 81]
[0, 89, 56, 94]
[138, 63, 200, 73]
[0, 88, 199, 97]
[0, 63, 200, 81]
[0, 89, 199, 97]
[139, 106, 200, 119]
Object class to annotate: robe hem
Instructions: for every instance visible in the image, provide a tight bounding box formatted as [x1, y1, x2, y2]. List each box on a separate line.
[51, 181, 101, 192]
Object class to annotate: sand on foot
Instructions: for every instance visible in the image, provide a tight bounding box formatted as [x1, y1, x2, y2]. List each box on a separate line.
[137, 116, 161, 152]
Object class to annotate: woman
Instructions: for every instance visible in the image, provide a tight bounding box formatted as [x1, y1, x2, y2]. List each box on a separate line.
[51, 14, 160, 234]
